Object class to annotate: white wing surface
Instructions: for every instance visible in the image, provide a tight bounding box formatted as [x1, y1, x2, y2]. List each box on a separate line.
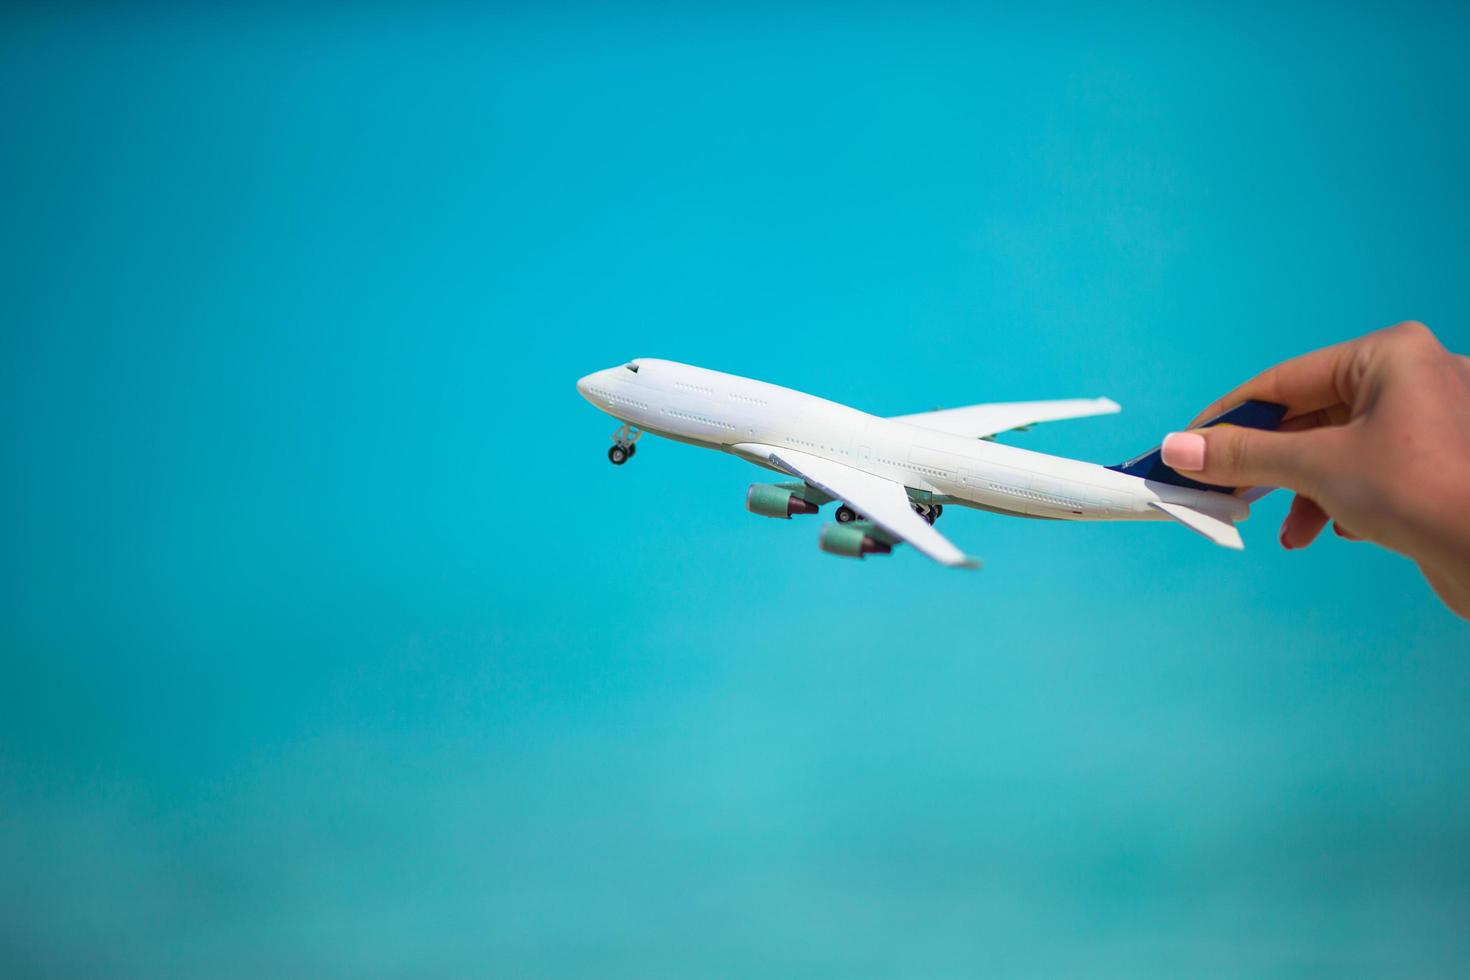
[735, 443, 978, 568]
[890, 397, 1121, 440]
[1150, 501, 1244, 550]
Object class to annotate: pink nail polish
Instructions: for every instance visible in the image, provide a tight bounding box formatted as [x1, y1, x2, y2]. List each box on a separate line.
[1161, 432, 1207, 471]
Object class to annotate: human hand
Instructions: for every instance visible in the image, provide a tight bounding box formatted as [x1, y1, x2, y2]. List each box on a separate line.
[1159, 321, 1470, 619]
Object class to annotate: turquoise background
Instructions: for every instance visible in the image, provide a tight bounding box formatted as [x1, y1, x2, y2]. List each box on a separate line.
[4, 3, 1469, 977]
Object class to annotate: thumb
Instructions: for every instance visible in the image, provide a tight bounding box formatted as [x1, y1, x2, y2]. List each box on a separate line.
[1160, 424, 1334, 494]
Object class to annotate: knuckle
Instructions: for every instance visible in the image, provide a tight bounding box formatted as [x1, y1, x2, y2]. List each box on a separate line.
[1256, 364, 1285, 404]
[1220, 429, 1250, 474]
[1389, 320, 1437, 349]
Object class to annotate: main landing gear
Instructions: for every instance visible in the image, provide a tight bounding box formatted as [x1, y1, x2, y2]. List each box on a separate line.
[836, 502, 944, 524]
[914, 503, 943, 525]
[607, 423, 642, 466]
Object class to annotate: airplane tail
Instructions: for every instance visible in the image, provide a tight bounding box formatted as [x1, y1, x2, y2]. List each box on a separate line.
[1105, 399, 1288, 494]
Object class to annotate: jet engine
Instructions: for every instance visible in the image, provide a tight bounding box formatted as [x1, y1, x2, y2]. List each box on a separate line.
[818, 522, 892, 558]
[746, 483, 821, 519]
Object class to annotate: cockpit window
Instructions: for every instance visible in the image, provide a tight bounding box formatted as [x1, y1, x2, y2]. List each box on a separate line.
[624, 363, 639, 373]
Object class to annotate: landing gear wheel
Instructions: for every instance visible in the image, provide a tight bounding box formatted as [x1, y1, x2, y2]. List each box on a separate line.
[836, 505, 857, 524]
[608, 423, 640, 465]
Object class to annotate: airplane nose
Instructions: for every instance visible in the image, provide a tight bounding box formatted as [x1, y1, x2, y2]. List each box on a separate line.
[575, 373, 596, 401]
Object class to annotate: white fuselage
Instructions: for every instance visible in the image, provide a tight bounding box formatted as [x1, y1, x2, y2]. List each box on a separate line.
[576, 359, 1244, 525]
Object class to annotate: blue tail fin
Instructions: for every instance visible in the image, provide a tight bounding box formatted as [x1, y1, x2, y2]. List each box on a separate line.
[1106, 399, 1288, 493]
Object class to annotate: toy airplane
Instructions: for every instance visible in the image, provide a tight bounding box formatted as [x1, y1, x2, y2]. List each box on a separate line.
[576, 359, 1285, 567]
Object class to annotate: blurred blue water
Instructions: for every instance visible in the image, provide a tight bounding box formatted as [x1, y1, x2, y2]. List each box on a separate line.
[2, 3, 1468, 977]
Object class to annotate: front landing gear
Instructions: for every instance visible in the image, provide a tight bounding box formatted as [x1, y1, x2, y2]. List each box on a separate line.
[607, 423, 642, 466]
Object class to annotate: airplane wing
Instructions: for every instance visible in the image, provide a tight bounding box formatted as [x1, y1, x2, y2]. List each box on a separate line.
[889, 397, 1121, 440]
[734, 443, 978, 568]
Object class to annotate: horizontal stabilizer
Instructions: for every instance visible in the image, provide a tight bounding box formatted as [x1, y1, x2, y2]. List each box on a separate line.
[1151, 501, 1243, 550]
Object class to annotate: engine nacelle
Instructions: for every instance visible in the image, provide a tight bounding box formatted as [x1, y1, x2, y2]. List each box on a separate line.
[818, 522, 892, 558]
[746, 483, 821, 519]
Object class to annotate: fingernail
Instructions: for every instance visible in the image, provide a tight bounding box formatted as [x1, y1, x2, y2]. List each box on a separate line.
[1279, 522, 1293, 550]
[1161, 431, 1206, 471]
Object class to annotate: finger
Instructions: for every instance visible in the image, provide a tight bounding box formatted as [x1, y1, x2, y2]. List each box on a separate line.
[1277, 403, 1353, 432]
[1182, 320, 1443, 428]
[1187, 337, 1367, 428]
[1332, 522, 1362, 541]
[1161, 424, 1336, 495]
[1280, 494, 1329, 550]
